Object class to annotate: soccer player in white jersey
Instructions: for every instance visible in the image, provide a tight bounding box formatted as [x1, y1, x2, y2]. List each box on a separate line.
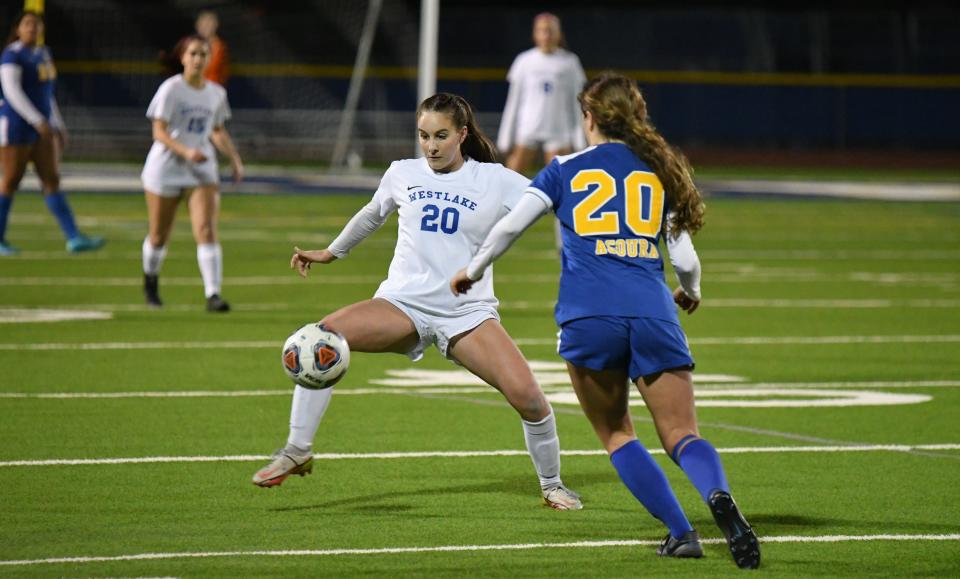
[252, 93, 582, 511]
[497, 13, 587, 174]
[140, 35, 244, 312]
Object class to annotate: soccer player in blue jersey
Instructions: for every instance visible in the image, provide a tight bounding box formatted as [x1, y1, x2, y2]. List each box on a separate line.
[452, 73, 760, 568]
[0, 11, 104, 256]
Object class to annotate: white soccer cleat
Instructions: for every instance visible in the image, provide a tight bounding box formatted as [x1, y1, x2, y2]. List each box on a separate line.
[543, 484, 583, 510]
[252, 449, 314, 488]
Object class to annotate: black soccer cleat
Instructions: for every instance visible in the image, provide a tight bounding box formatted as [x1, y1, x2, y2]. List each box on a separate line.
[656, 530, 703, 558]
[708, 490, 761, 569]
[144, 274, 162, 308]
[206, 294, 231, 313]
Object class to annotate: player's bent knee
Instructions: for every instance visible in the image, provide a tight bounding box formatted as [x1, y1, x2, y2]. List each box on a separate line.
[512, 389, 549, 421]
[664, 428, 699, 456]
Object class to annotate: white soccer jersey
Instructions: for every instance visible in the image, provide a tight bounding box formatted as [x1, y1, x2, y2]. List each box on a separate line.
[141, 74, 230, 190]
[497, 47, 586, 152]
[369, 157, 530, 316]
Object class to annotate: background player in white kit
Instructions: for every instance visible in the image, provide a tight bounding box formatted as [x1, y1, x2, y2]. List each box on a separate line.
[497, 13, 586, 174]
[140, 34, 244, 312]
[253, 93, 582, 511]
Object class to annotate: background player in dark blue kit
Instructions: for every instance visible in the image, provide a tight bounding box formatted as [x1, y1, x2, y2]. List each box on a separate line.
[0, 10, 104, 256]
[452, 72, 760, 569]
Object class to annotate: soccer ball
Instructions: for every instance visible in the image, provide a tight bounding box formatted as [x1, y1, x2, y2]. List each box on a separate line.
[281, 322, 350, 389]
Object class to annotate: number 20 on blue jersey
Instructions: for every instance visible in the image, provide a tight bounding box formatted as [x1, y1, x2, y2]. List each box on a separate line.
[570, 169, 665, 238]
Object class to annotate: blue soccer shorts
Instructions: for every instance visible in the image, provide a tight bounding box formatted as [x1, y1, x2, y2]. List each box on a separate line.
[0, 113, 40, 147]
[558, 316, 695, 382]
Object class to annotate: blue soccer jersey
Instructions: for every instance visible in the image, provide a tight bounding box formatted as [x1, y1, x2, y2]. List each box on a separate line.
[0, 41, 55, 121]
[527, 142, 679, 326]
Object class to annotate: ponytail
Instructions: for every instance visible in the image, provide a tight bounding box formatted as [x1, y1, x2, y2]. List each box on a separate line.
[417, 93, 498, 163]
[579, 73, 704, 236]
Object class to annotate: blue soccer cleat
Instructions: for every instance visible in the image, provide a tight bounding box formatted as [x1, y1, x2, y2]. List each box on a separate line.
[66, 234, 106, 253]
[0, 240, 19, 256]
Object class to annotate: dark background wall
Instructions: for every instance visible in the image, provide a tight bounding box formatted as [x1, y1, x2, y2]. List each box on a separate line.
[3, 0, 958, 160]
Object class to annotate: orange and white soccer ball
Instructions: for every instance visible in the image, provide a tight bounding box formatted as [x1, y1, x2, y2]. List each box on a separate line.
[281, 323, 350, 389]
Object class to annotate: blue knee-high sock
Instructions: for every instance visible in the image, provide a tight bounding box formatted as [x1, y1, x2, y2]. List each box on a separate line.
[673, 435, 730, 503]
[611, 439, 692, 538]
[0, 196, 12, 241]
[44, 191, 79, 240]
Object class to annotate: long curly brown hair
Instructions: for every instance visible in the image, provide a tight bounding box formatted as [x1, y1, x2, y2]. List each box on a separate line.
[578, 73, 704, 236]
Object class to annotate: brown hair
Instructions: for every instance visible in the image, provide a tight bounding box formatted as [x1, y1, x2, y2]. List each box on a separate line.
[578, 72, 704, 236]
[417, 93, 498, 163]
[6, 10, 42, 46]
[173, 34, 210, 61]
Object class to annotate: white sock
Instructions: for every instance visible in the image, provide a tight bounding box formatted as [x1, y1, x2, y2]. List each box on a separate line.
[196, 242, 223, 298]
[286, 384, 334, 452]
[142, 237, 167, 275]
[522, 409, 561, 489]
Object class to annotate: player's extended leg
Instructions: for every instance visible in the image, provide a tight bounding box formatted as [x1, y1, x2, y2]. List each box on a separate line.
[0, 145, 30, 255]
[143, 190, 181, 307]
[188, 185, 229, 312]
[253, 299, 420, 488]
[566, 363, 701, 558]
[31, 136, 104, 253]
[505, 145, 537, 173]
[637, 370, 760, 569]
[448, 319, 581, 510]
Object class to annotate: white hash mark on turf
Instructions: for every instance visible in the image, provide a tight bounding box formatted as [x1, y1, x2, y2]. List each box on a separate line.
[0, 309, 113, 323]
[0, 534, 958, 566]
[1, 444, 959, 468]
[2, 335, 960, 350]
[1, 380, 957, 400]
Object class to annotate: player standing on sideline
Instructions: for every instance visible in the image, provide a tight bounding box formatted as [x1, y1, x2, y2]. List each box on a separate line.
[195, 9, 229, 86]
[451, 73, 761, 568]
[252, 93, 583, 512]
[140, 35, 244, 311]
[0, 10, 105, 256]
[497, 12, 586, 174]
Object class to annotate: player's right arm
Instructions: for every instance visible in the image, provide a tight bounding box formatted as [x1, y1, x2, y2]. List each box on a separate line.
[0, 59, 51, 139]
[151, 119, 206, 163]
[496, 55, 524, 153]
[292, 164, 399, 278]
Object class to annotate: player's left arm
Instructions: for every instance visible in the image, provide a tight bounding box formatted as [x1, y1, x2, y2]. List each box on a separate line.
[48, 95, 67, 150]
[664, 216, 702, 314]
[210, 125, 244, 183]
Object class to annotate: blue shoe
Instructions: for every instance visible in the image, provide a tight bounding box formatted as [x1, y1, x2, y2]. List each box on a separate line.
[0, 240, 19, 256]
[66, 234, 106, 253]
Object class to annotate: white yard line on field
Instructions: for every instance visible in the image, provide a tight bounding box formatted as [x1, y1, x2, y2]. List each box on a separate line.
[0, 275, 382, 286]
[2, 444, 958, 468]
[0, 303, 291, 313]
[498, 299, 960, 309]
[0, 533, 958, 567]
[3, 334, 959, 351]
[1, 271, 957, 286]
[514, 335, 960, 346]
[1, 380, 957, 400]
